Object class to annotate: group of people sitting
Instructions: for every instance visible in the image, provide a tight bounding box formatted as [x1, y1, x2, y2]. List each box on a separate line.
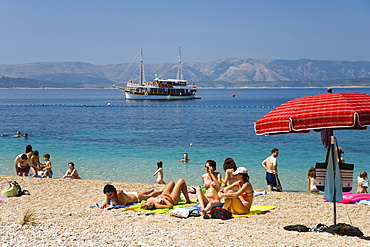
[101, 158, 254, 216]
[14, 144, 81, 179]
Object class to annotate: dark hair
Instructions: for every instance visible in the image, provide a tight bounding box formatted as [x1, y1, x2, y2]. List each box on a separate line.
[25, 145, 33, 153]
[241, 173, 250, 183]
[68, 162, 75, 168]
[206, 160, 216, 169]
[223, 157, 237, 171]
[43, 154, 50, 159]
[21, 154, 28, 160]
[103, 184, 116, 194]
[271, 148, 279, 154]
[157, 161, 163, 168]
[33, 150, 39, 156]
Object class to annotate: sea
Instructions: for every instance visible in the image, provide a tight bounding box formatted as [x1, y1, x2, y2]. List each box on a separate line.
[1, 87, 370, 193]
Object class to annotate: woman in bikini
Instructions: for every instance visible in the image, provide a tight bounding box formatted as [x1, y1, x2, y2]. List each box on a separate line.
[140, 178, 191, 210]
[196, 160, 222, 215]
[220, 167, 254, 214]
[101, 184, 162, 209]
[62, 162, 81, 179]
[222, 157, 238, 186]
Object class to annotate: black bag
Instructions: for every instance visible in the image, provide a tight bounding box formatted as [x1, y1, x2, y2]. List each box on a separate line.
[209, 208, 233, 220]
[284, 224, 310, 232]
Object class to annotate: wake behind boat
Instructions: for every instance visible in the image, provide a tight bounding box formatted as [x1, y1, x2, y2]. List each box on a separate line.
[115, 48, 199, 100]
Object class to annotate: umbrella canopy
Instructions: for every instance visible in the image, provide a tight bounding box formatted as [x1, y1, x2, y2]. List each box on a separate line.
[254, 92, 370, 135]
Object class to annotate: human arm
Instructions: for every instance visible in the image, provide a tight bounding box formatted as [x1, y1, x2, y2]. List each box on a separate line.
[223, 182, 251, 198]
[152, 168, 161, 176]
[207, 167, 221, 189]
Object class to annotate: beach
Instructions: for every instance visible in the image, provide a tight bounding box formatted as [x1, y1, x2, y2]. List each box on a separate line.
[0, 175, 369, 246]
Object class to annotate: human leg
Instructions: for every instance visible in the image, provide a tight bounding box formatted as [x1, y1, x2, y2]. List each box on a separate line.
[196, 186, 208, 214]
[162, 181, 175, 195]
[170, 178, 191, 204]
[138, 189, 162, 201]
[223, 197, 250, 214]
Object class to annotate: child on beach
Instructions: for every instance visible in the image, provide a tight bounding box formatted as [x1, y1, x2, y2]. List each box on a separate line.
[100, 184, 162, 209]
[357, 171, 368, 193]
[307, 167, 319, 193]
[30, 150, 41, 177]
[41, 154, 53, 178]
[152, 161, 166, 184]
[62, 162, 81, 179]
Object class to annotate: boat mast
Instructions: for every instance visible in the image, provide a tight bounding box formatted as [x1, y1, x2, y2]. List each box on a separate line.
[140, 47, 146, 85]
[177, 46, 183, 80]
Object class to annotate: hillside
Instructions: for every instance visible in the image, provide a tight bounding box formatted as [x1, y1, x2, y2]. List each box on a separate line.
[1, 58, 370, 88]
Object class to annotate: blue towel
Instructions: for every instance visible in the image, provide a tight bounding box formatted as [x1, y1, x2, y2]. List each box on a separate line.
[90, 202, 138, 210]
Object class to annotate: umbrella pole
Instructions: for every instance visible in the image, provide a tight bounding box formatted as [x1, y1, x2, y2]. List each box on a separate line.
[331, 136, 337, 225]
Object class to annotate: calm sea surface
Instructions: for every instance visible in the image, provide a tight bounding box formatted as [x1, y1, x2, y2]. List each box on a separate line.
[1, 88, 370, 193]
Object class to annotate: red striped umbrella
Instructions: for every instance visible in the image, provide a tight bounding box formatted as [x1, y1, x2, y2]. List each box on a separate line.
[254, 92, 370, 135]
[254, 90, 370, 225]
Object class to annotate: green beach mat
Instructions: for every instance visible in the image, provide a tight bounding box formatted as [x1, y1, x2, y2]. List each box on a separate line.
[123, 199, 197, 213]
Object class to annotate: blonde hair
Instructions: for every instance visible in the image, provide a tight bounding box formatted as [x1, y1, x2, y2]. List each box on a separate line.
[307, 167, 316, 178]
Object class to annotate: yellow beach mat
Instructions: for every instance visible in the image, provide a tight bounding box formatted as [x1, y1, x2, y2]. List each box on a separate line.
[123, 199, 197, 213]
[232, 205, 276, 218]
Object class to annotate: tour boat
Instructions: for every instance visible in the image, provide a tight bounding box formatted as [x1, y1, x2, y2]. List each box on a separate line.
[116, 48, 198, 100]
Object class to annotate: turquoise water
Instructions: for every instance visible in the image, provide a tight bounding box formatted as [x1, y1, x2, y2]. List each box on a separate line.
[1, 88, 370, 192]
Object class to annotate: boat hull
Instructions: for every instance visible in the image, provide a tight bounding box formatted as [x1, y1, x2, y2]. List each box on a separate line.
[125, 91, 196, 100]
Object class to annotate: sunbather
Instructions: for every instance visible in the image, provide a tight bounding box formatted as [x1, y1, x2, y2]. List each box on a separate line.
[196, 160, 221, 215]
[140, 178, 191, 210]
[100, 185, 162, 209]
[220, 167, 254, 214]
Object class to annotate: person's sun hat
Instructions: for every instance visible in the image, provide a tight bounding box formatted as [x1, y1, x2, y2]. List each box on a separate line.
[232, 167, 248, 175]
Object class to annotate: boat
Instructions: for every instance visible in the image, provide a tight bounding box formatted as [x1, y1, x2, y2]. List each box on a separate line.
[116, 48, 199, 100]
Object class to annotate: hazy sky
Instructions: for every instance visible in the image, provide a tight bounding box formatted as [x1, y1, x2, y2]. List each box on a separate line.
[1, 0, 370, 64]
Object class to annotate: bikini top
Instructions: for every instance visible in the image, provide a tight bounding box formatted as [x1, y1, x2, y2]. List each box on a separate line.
[240, 190, 254, 198]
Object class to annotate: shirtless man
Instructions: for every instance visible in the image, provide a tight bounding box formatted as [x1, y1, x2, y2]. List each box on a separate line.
[14, 154, 31, 176]
[262, 148, 282, 192]
[100, 184, 162, 209]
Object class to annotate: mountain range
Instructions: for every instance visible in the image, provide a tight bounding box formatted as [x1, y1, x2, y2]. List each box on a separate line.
[1, 58, 370, 88]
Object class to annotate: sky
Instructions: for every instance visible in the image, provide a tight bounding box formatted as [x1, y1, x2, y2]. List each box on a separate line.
[1, 0, 370, 65]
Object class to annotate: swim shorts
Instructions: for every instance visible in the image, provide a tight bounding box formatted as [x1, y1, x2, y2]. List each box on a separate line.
[17, 166, 30, 173]
[266, 172, 278, 187]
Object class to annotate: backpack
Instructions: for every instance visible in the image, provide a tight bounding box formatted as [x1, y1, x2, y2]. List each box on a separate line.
[209, 208, 233, 220]
[0, 181, 22, 197]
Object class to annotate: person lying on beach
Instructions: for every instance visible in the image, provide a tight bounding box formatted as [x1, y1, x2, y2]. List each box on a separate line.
[62, 162, 81, 179]
[100, 185, 162, 209]
[222, 157, 238, 186]
[196, 160, 221, 215]
[140, 178, 192, 210]
[219, 167, 254, 215]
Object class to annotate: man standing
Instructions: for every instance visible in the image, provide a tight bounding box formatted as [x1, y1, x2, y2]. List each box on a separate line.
[262, 148, 282, 192]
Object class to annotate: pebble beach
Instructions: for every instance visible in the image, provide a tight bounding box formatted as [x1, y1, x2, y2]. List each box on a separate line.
[0, 175, 369, 246]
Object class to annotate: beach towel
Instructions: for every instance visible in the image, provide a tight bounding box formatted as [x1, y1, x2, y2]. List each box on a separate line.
[90, 202, 138, 210]
[123, 199, 197, 213]
[186, 203, 276, 218]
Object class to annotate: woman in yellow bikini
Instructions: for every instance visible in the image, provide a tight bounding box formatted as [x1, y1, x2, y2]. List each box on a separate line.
[220, 167, 254, 214]
[196, 160, 222, 215]
[140, 178, 191, 210]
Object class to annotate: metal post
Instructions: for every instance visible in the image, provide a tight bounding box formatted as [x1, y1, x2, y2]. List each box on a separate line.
[331, 136, 337, 225]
